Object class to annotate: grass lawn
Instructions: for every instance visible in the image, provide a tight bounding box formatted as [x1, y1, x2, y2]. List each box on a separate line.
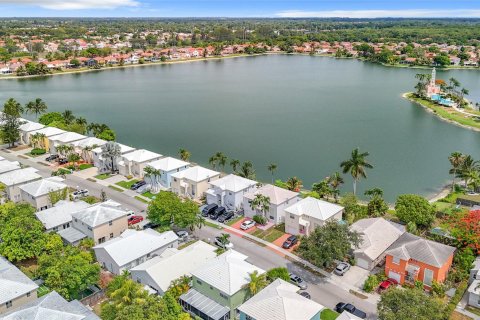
[142, 191, 157, 199]
[134, 196, 150, 204]
[204, 221, 223, 230]
[108, 185, 124, 192]
[37, 285, 50, 297]
[115, 179, 139, 189]
[78, 163, 94, 170]
[466, 306, 480, 317]
[226, 216, 243, 226]
[251, 227, 285, 243]
[320, 309, 339, 320]
[94, 173, 111, 180]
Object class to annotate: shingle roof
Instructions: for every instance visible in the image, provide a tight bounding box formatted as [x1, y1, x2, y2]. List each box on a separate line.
[191, 250, 265, 295]
[35, 200, 90, 230]
[0, 167, 41, 186]
[172, 166, 219, 182]
[122, 149, 162, 163]
[19, 177, 67, 197]
[386, 233, 456, 268]
[209, 174, 257, 192]
[0, 161, 21, 174]
[0, 256, 38, 304]
[71, 200, 128, 228]
[244, 184, 298, 206]
[284, 197, 343, 221]
[148, 156, 189, 172]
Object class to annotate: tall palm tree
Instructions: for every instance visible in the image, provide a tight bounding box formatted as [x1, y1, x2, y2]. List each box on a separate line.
[67, 152, 81, 168]
[267, 163, 277, 183]
[285, 176, 303, 192]
[100, 141, 122, 173]
[81, 145, 94, 163]
[230, 159, 240, 173]
[245, 270, 268, 296]
[340, 148, 373, 196]
[215, 152, 228, 172]
[179, 148, 191, 161]
[62, 110, 75, 125]
[458, 155, 478, 188]
[36, 133, 46, 149]
[110, 279, 148, 308]
[144, 166, 161, 193]
[75, 116, 88, 127]
[466, 170, 480, 192]
[250, 194, 270, 218]
[328, 172, 344, 202]
[238, 161, 255, 180]
[449, 152, 465, 192]
[217, 233, 231, 248]
[25, 98, 47, 119]
[30, 133, 40, 149]
[208, 155, 217, 169]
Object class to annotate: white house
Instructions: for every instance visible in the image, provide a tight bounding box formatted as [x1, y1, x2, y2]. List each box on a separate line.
[284, 197, 344, 236]
[35, 200, 90, 233]
[117, 149, 163, 178]
[47, 131, 87, 154]
[0, 167, 42, 203]
[18, 120, 44, 145]
[243, 184, 299, 224]
[171, 166, 220, 201]
[93, 229, 179, 274]
[130, 241, 217, 295]
[19, 177, 68, 210]
[92, 143, 136, 170]
[147, 157, 190, 189]
[27, 127, 66, 151]
[337, 311, 364, 320]
[206, 174, 257, 211]
[468, 257, 480, 308]
[0, 160, 21, 175]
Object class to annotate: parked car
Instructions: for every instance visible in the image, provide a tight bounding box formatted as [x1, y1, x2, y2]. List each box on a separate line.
[214, 236, 234, 249]
[126, 210, 135, 218]
[240, 219, 256, 230]
[143, 221, 160, 230]
[378, 278, 398, 292]
[128, 216, 144, 225]
[298, 291, 311, 299]
[136, 184, 151, 194]
[334, 262, 351, 276]
[282, 235, 298, 249]
[130, 180, 146, 190]
[201, 203, 218, 217]
[176, 230, 189, 241]
[46, 154, 59, 162]
[72, 189, 89, 200]
[289, 273, 307, 290]
[210, 206, 226, 220]
[217, 211, 234, 223]
[58, 158, 68, 165]
[335, 303, 367, 319]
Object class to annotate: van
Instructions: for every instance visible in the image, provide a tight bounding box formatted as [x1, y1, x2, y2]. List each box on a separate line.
[202, 203, 218, 217]
[210, 206, 226, 220]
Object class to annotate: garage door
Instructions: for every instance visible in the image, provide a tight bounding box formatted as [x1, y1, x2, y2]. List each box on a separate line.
[356, 258, 370, 270]
[388, 271, 401, 283]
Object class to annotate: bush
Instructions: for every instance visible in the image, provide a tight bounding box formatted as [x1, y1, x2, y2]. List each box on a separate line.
[253, 214, 267, 225]
[30, 148, 46, 155]
[363, 275, 380, 292]
[431, 281, 446, 298]
[266, 267, 290, 282]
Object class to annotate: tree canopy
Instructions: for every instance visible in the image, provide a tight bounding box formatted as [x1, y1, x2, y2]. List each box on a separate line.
[395, 194, 436, 229]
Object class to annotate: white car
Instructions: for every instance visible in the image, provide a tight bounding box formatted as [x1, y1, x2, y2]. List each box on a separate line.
[240, 220, 256, 230]
[214, 236, 234, 249]
[72, 189, 89, 200]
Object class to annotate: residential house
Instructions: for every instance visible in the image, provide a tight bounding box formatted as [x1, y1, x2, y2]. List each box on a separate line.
[18, 120, 44, 145]
[0, 256, 38, 314]
[238, 279, 324, 320]
[206, 174, 257, 211]
[384, 233, 455, 288]
[35, 200, 90, 233]
[147, 156, 190, 189]
[0, 167, 42, 202]
[336, 311, 364, 320]
[243, 184, 299, 224]
[0, 161, 21, 175]
[130, 241, 217, 295]
[0, 291, 100, 319]
[71, 137, 107, 161]
[27, 127, 66, 151]
[467, 256, 480, 308]
[171, 166, 220, 201]
[285, 197, 344, 236]
[117, 149, 163, 178]
[19, 177, 68, 210]
[93, 229, 179, 274]
[47, 131, 87, 154]
[350, 218, 405, 270]
[179, 250, 265, 320]
[92, 143, 136, 171]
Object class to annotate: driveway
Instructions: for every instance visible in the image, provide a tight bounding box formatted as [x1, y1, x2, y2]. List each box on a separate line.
[331, 266, 371, 291]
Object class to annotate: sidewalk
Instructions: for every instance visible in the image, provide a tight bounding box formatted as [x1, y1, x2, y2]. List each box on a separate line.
[457, 290, 480, 320]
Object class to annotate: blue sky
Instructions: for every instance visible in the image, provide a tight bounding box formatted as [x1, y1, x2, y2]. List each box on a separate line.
[0, 0, 479, 18]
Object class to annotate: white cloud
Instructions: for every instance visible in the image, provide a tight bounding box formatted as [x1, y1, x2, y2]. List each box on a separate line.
[0, 0, 140, 10]
[275, 9, 480, 18]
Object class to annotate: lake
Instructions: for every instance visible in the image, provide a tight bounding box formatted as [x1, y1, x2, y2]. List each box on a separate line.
[2, 55, 480, 202]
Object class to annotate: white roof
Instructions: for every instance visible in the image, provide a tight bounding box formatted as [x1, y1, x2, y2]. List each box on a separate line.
[238, 279, 324, 320]
[148, 156, 189, 172]
[171, 166, 219, 182]
[30, 126, 66, 137]
[122, 149, 162, 163]
[49, 132, 87, 143]
[93, 143, 135, 155]
[244, 184, 298, 205]
[0, 167, 41, 186]
[209, 174, 257, 192]
[337, 311, 364, 320]
[72, 200, 128, 228]
[72, 137, 107, 149]
[131, 241, 217, 293]
[0, 161, 21, 174]
[18, 120, 44, 132]
[351, 218, 405, 261]
[19, 177, 67, 197]
[93, 229, 178, 267]
[191, 250, 265, 295]
[35, 200, 90, 230]
[0, 256, 38, 304]
[285, 197, 344, 221]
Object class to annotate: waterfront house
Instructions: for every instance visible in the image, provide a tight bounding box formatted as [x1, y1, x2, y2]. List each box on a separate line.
[179, 250, 265, 320]
[0, 160, 21, 175]
[0, 256, 38, 315]
[0, 167, 42, 203]
[35, 200, 90, 233]
[206, 174, 257, 211]
[467, 257, 480, 308]
[71, 137, 107, 162]
[18, 120, 44, 145]
[92, 143, 136, 171]
[19, 177, 68, 210]
[284, 197, 344, 236]
[243, 184, 299, 224]
[171, 166, 220, 201]
[350, 218, 405, 270]
[130, 241, 217, 295]
[238, 279, 324, 320]
[93, 229, 178, 275]
[27, 127, 66, 151]
[147, 156, 190, 189]
[47, 131, 87, 154]
[384, 232, 455, 288]
[117, 149, 163, 178]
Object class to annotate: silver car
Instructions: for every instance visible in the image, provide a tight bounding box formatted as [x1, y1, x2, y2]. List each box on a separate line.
[334, 262, 351, 276]
[289, 273, 307, 290]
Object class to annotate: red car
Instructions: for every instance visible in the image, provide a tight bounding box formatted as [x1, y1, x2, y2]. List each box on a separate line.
[378, 278, 398, 292]
[128, 216, 144, 225]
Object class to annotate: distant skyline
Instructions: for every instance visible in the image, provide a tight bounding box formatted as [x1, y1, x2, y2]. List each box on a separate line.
[0, 0, 479, 18]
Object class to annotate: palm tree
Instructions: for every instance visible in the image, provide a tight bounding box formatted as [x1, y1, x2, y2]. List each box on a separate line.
[30, 133, 40, 149]
[466, 170, 480, 192]
[67, 152, 81, 168]
[230, 159, 240, 173]
[217, 233, 231, 248]
[208, 155, 217, 169]
[62, 110, 75, 125]
[250, 194, 270, 218]
[458, 155, 478, 188]
[340, 148, 373, 196]
[215, 152, 228, 172]
[75, 116, 88, 127]
[267, 163, 277, 183]
[35, 132, 46, 149]
[101, 141, 122, 173]
[328, 172, 344, 202]
[110, 279, 148, 308]
[179, 148, 191, 161]
[245, 270, 268, 296]
[25, 98, 47, 119]
[238, 161, 256, 180]
[285, 176, 303, 192]
[81, 145, 94, 163]
[144, 166, 162, 194]
[449, 152, 465, 192]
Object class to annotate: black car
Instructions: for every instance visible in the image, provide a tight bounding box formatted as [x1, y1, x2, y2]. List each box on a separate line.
[58, 158, 68, 165]
[130, 180, 146, 190]
[217, 211, 234, 223]
[298, 291, 311, 299]
[46, 154, 59, 161]
[210, 206, 226, 220]
[201, 203, 218, 217]
[282, 235, 298, 249]
[143, 222, 161, 230]
[335, 303, 367, 319]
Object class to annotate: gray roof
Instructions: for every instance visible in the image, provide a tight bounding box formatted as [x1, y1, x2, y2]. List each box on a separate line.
[180, 288, 230, 320]
[57, 227, 87, 244]
[71, 200, 128, 228]
[386, 233, 456, 268]
[0, 167, 41, 186]
[0, 256, 38, 304]
[0, 161, 21, 174]
[0, 291, 100, 320]
[19, 177, 67, 197]
[35, 200, 90, 230]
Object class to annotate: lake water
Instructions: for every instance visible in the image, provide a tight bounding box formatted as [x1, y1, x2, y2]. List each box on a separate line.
[2, 55, 480, 202]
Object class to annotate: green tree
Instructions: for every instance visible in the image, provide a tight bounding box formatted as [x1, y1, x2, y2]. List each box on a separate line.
[395, 194, 435, 229]
[312, 178, 332, 199]
[364, 188, 388, 217]
[341, 193, 368, 223]
[340, 148, 373, 195]
[147, 191, 201, 230]
[238, 161, 256, 180]
[39, 111, 63, 125]
[267, 163, 277, 183]
[230, 159, 240, 173]
[285, 176, 303, 192]
[249, 194, 270, 218]
[178, 148, 191, 161]
[1, 98, 25, 147]
[62, 109, 75, 125]
[97, 128, 116, 141]
[448, 152, 465, 192]
[25, 98, 48, 119]
[328, 172, 344, 202]
[266, 267, 290, 282]
[245, 270, 268, 296]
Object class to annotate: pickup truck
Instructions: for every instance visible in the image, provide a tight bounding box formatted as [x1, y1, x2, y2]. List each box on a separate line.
[335, 303, 367, 319]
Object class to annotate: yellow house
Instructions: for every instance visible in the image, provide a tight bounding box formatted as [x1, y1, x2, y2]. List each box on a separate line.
[28, 127, 66, 151]
[171, 166, 220, 201]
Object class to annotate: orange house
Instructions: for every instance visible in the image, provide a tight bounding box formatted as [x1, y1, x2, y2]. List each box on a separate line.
[384, 233, 455, 288]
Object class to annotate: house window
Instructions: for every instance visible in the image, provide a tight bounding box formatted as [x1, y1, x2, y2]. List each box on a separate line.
[98, 237, 105, 244]
[6, 301, 12, 308]
[109, 220, 113, 226]
[219, 292, 228, 299]
[392, 256, 401, 265]
[110, 233, 114, 238]
[269, 215, 274, 220]
[88, 227, 92, 231]
[147, 253, 151, 258]
[290, 214, 294, 219]
[196, 279, 202, 285]
[26, 292, 31, 297]
[53, 227, 58, 232]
